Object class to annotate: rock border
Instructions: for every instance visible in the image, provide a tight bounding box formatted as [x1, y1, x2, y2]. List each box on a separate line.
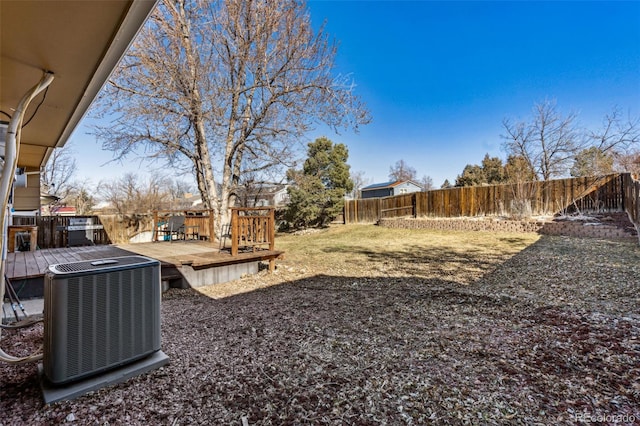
[378, 212, 639, 243]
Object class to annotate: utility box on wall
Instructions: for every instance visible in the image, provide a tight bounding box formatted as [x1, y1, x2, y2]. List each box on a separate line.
[12, 170, 40, 211]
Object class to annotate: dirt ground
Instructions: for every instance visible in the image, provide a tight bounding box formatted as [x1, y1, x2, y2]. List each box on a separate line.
[1, 226, 639, 425]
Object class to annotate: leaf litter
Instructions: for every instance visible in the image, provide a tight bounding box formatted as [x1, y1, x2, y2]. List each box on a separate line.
[1, 226, 638, 425]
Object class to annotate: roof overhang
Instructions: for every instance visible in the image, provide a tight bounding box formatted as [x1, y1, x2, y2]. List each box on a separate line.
[0, 0, 158, 170]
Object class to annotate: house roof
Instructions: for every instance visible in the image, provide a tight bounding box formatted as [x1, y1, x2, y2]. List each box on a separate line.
[362, 180, 421, 191]
[362, 181, 399, 191]
[0, 0, 158, 170]
[51, 206, 77, 215]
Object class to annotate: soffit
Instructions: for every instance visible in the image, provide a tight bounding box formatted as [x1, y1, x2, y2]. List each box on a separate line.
[0, 0, 157, 169]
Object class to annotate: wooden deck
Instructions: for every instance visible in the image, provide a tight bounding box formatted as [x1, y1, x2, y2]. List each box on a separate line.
[116, 241, 284, 270]
[5, 245, 134, 280]
[5, 241, 283, 292]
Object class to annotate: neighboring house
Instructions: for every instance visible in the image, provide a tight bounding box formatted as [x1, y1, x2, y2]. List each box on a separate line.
[361, 180, 423, 199]
[238, 184, 290, 207]
[90, 201, 114, 215]
[50, 206, 76, 216]
[271, 185, 291, 207]
[185, 193, 203, 208]
[166, 192, 203, 210]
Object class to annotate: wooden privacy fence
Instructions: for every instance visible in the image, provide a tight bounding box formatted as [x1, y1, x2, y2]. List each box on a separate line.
[230, 207, 276, 256]
[380, 194, 416, 219]
[11, 215, 111, 249]
[623, 174, 640, 228]
[345, 174, 635, 224]
[98, 214, 150, 244]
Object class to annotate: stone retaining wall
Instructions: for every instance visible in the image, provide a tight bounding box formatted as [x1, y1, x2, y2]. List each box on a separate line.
[378, 217, 638, 243]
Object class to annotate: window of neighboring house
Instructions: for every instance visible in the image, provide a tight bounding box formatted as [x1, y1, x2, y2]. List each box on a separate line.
[398, 188, 408, 194]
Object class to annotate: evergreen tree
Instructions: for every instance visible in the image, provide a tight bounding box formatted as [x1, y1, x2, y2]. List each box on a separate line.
[570, 147, 614, 177]
[441, 179, 453, 189]
[481, 154, 506, 184]
[285, 137, 353, 228]
[455, 164, 486, 187]
[455, 154, 506, 187]
[504, 155, 537, 183]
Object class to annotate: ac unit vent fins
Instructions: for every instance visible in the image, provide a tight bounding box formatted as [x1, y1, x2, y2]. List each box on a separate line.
[43, 255, 161, 384]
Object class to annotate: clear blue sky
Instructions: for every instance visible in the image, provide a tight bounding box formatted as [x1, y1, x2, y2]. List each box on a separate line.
[71, 0, 640, 189]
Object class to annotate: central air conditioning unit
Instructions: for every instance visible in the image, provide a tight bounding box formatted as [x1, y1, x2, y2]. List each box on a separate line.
[43, 256, 162, 385]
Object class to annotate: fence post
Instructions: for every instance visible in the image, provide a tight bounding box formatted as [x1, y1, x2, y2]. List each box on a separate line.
[344, 200, 349, 224]
[412, 193, 417, 218]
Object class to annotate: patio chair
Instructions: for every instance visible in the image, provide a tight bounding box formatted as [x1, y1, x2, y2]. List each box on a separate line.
[166, 216, 186, 241]
[218, 223, 231, 250]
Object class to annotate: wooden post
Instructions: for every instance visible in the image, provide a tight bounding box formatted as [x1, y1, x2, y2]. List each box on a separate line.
[208, 209, 215, 242]
[231, 208, 238, 256]
[152, 211, 159, 242]
[268, 208, 275, 251]
[268, 208, 275, 271]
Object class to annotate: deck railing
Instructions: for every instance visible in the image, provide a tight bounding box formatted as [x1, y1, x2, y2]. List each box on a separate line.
[152, 210, 215, 242]
[11, 215, 111, 248]
[230, 207, 275, 256]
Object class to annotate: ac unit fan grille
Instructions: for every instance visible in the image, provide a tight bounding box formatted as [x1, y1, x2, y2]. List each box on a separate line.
[52, 256, 152, 273]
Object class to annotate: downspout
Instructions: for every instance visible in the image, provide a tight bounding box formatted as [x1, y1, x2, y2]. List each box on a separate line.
[0, 71, 54, 364]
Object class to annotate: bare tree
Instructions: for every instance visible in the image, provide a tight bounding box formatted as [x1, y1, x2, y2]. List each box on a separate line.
[420, 175, 433, 191]
[97, 173, 169, 215]
[388, 159, 417, 182]
[66, 184, 96, 215]
[91, 0, 369, 234]
[349, 170, 370, 199]
[614, 150, 640, 175]
[165, 179, 197, 209]
[503, 102, 639, 181]
[502, 99, 579, 181]
[588, 107, 640, 177]
[588, 107, 640, 155]
[40, 145, 77, 201]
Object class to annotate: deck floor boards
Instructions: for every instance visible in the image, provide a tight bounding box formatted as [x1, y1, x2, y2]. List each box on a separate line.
[5, 241, 283, 282]
[32, 250, 51, 273]
[6, 246, 134, 279]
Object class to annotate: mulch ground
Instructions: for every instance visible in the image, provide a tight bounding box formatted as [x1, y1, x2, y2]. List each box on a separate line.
[1, 234, 639, 425]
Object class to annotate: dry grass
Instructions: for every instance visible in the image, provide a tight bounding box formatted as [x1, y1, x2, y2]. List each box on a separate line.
[198, 225, 539, 299]
[1, 224, 639, 425]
